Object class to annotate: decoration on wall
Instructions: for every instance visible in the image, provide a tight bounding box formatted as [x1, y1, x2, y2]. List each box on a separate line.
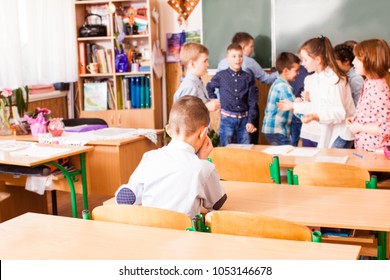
[167, 0, 199, 25]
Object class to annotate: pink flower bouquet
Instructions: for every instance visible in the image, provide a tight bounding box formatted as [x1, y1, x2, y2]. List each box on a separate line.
[24, 107, 52, 136]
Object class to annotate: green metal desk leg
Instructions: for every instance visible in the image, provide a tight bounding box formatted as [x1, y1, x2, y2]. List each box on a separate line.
[46, 161, 78, 218]
[80, 153, 88, 211]
[377, 231, 387, 260]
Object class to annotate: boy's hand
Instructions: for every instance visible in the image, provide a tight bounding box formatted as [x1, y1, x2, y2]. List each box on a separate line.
[197, 136, 213, 160]
[246, 123, 257, 133]
[301, 91, 310, 101]
[205, 99, 221, 112]
[277, 99, 293, 111]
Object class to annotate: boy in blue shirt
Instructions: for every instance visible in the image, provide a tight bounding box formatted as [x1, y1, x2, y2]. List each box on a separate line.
[217, 32, 278, 144]
[207, 43, 258, 146]
[261, 52, 300, 145]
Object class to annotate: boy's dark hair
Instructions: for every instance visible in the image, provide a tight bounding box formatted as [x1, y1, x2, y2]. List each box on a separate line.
[231, 32, 254, 47]
[169, 96, 210, 136]
[334, 43, 355, 67]
[227, 43, 242, 52]
[275, 52, 300, 73]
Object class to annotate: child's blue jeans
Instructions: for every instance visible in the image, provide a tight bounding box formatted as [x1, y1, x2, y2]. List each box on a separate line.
[265, 133, 292, 146]
[219, 115, 250, 146]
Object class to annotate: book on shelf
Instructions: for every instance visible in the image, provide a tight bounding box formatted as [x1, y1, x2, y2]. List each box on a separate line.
[83, 82, 108, 111]
[127, 75, 151, 109]
[96, 49, 108, 73]
[107, 81, 115, 110]
[122, 77, 130, 109]
[105, 49, 113, 73]
[78, 42, 87, 74]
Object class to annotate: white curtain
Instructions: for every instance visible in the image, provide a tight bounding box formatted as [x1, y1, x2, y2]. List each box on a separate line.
[0, 0, 77, 89]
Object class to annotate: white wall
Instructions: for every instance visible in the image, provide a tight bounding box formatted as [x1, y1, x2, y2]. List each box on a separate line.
[157, 0, 203, 52]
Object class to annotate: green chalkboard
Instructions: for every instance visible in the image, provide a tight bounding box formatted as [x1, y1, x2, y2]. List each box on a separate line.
[274, 0, 390, 56]
[202, 0, 272, 69]
[203, 0, 390, 68]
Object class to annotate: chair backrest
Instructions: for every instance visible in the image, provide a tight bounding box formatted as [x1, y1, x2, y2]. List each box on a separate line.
[205, 211, 312, 242]
[209, 147, 275, 183]
[62, 118, 108, 127]
[91, 205, 192, 230]
[293, 162, 371, 188]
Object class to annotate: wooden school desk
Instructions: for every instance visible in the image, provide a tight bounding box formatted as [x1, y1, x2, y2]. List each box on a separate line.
[252, 145, 390, 172]
[220, 181, 390, 260]
[3, 130, 164, 195]
[0, 213, 361, 260]
[0, 142, 93, 218]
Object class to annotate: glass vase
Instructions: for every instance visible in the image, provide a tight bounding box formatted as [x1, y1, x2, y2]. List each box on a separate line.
[0, 107, 12, 136]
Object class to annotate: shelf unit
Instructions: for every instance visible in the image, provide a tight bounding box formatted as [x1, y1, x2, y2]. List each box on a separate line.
[74, 0, 162, 128]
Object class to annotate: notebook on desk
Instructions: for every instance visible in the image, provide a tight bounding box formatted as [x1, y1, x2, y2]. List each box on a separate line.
[64, 124, 108, 133]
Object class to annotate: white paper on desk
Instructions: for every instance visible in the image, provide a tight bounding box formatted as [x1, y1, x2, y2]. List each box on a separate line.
[315, 155, 348, 164]
[10, 146, 72, 157]
[286, 148, 320, 157]
[226, 144, 254, 150]
[262, 145, 294, 155]
[0, 141, 35, 160]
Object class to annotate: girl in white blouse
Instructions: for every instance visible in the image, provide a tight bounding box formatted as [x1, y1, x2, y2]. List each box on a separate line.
[277, 36, 355, 148]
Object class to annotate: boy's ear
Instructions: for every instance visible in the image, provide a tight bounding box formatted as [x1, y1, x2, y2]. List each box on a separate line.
[165, 124, 171, 137]
[199, 126, 208, 139]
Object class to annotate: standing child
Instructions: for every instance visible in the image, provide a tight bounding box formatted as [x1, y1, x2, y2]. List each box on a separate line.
[289, 65, 310, 146]
[207, 43, 258, 146]
[115, 96, 227, 218]
[277, 36, 355, 148]
[334, 42, 364, 106]
[346, 39, 390, 150]
[174, 42, 220, 112]
[218, 32, 278, 144]
[262, 52, 300, 145]
[218, 32, 278, 84]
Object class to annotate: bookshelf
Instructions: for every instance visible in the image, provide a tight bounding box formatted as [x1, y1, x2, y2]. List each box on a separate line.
[74, 0, 162, 129]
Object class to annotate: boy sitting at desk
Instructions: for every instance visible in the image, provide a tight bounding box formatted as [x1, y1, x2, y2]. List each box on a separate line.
[115, 96, 227, 218]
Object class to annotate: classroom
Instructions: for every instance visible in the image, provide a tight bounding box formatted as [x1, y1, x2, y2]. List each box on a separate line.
[0, 0, 390, 277]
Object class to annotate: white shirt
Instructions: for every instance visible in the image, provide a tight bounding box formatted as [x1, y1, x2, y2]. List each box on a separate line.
[115, 140, 226, 217]
[294, 67, 355, 148]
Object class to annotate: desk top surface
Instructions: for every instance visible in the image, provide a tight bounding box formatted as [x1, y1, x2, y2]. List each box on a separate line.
[253, 145, 390, 172]
[221, 181, 390, 231]
[4, 129, 164, 147]
[0, 142, 93, 166]
[0, 213, 360, 260]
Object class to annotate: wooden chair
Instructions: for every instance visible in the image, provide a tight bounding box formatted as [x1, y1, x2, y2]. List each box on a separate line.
[91, 204, 192, 230]
[288, 162, 378, 257]
[205, 210, 314, 242]
[208, 147, 281, 183]
[288, 162, 377, 189]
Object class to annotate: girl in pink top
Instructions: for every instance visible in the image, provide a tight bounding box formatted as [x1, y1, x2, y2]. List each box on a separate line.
[346, 39, 390, 150]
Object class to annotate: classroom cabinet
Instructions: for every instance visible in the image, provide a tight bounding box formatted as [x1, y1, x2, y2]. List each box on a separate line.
[74, 0, 162, 129]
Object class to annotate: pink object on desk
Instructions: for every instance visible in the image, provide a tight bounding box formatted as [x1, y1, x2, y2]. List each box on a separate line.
[385, 146, 390, 160]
